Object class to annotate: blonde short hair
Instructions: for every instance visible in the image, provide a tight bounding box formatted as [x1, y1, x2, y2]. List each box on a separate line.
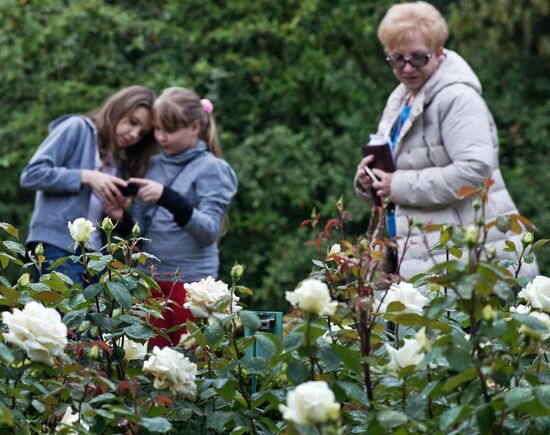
[378, 1, 448, 51]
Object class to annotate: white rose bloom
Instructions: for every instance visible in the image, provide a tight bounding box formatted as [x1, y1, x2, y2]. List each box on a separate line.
[320, 323, 353, 344]
[415, 327, 431, 351]
[143, 346, 197, 399]
[123, 338, 147, 361]
[55, 407, 89, 433]
[374, 282, 429, 315]
[519, 311, 550, 340]
[510, 304, 531, 315]
[279, 381, 340, 425]
[285, 279, 338, 316]
[328, 243, 341, 255]
[385, 338, 425, 370]
[2, 301, 67, 366]
[67, 217, 96, 244]
[518, 276, 550, 312]
[184, 276, 241, 324]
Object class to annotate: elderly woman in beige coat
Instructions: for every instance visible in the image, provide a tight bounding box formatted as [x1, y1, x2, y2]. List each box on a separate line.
[354, 1, 538, 279]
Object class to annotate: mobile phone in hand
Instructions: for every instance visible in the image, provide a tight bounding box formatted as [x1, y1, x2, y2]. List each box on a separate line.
[117, 182, 140, 196]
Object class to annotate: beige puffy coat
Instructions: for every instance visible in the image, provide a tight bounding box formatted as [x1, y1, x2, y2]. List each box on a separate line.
[357, 50, 538, 279]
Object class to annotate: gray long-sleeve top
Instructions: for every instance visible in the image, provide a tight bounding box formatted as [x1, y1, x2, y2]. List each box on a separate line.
[133, 141, 238, 282]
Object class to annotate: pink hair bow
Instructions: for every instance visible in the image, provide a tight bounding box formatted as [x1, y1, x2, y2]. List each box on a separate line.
[201, 98, 214, 114]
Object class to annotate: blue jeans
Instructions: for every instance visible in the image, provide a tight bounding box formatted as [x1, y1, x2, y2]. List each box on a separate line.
[39, 243, 85, 287]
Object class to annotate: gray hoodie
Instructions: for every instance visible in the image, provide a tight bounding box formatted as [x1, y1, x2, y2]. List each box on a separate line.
[20, 115, 97, 251]
[133, 141, 238, 282]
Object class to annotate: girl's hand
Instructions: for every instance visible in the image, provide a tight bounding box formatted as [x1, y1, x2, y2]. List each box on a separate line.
[371, 168, 394, 199]
[355, 155, 376, 191]
[128, 178, 164, 203]
[103, 196, 131, 222]
[81, 170, 126, 204]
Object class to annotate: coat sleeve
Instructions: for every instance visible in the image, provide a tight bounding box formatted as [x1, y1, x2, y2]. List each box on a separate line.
[19, 117, 89, 193]
[391, 85, 496, 208]
[184, 159, 238, 245]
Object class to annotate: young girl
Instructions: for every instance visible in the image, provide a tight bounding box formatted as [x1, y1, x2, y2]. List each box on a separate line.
[110, 86, 238, 347]
[20, 85, 156, 285]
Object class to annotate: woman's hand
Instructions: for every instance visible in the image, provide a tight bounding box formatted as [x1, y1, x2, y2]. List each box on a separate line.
[355, 155, 376, 192]
[81, 170, 126, 204]
[103, 196, 131, 222]
[128, 178, 164, 203]
[371, 168, 394, 199]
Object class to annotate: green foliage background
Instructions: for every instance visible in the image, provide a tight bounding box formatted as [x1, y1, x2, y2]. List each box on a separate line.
[1, 0, 548, 309]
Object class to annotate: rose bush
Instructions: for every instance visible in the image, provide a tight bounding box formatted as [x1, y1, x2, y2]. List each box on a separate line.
[0, 181, 549, 434]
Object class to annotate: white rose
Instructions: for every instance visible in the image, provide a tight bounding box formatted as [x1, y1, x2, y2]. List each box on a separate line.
[55, 407, 89, 434]
[320, 323, 353, 344]
[2, 301, 67, 366]
[385, 338, 425, 370]
[374, 282, 429, 315]
[518, 276, 550, 312]
[279, 381, 340, 425]
[143, 346, 197, 399]
[123, 338, 147, 361]
[510, 304, 531, 315]
[184, 276, 241, 324]
[415, 327, 431, 351]
[285, 279, 338, 315]
[519, 311, 550, 340]
[328, 243, 341, 255]
[67, 217, 96, 244]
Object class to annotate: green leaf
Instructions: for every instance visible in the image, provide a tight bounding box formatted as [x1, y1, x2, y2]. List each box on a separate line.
[283, 332, 304, 351]
[140, 417, 172, 433]
[255, 332, 283, 357]
[0, 222, 19, 239]
[335, 381, 369, 407]
[124, 323, 154, 341]
[377, 410, 408, 430]
[106, 281, 132, 309]
[505, 387, 533, 408]
[2, 241, 25, 256]
[0, 403, 13, 426]
[206, 411, 233, 432]
[529, 239, 549, 254]
[47, 256, 70, 270]
[317, 345, 341, 370]
[476, 403, 495, 433]
[536, 385, 550, 409]
[62, 309, 87, 330]
[241, 356, 268, 374]
[204, 325, 224, 347]
[32, 291, 63, 304]
[0, 343, 14, 364]
[286, 359, 309, 385]
[82, 283, 104, 300]
[440, 405, 465, 430]
[444, 367, 478, 392]
[240, 310, 261, 332]
[332, 343, 362, 374]
[511, 313, 548, 333]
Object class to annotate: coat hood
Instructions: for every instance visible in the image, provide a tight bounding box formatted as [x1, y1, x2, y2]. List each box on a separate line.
[423, 49, 482, 105]
[48, 114, 96, 134]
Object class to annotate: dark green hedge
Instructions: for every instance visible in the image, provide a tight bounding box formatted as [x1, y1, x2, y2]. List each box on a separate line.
[1, 0, 548, 309]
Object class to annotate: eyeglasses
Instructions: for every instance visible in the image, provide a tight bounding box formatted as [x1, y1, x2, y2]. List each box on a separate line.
[385, 52, 433, 69]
